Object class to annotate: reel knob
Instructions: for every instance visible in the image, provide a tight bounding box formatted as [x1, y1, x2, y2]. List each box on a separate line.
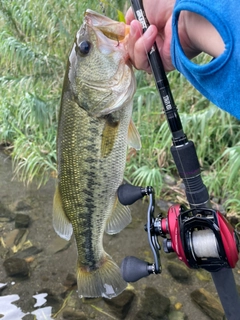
[117, 184, 152, 205]
[120, 256, 154, 282]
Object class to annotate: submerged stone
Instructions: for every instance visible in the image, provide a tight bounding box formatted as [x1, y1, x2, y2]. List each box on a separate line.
[103, 289, 135, 319]
[15, 213, 30, 228]
[62, 308, 87, 320]
[14, 246, 43, 259]
[63, 273, 77, 290]
[36, 288, 63, 314]
[0, 282, 7, 294]
[3, 229, 20, 248]
[195, 269, 211, 282]
[167, 261, 191, 283]
[12, 199, 32, 212]
[190, 288, 224, 320]
[3, 257, 29, 277]
[0, 202, 15, 222]
[168, 310, 188, 320]
[135, 287, 170, 320]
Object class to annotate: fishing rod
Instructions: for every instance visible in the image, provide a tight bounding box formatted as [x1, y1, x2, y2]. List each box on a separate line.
[118, 0, 240, 319]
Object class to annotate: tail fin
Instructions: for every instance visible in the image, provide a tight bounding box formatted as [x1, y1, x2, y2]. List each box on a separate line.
[77, 253, 127, 299]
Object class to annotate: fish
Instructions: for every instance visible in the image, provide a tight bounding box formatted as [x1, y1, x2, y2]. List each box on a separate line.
[52, 9, 141, 299]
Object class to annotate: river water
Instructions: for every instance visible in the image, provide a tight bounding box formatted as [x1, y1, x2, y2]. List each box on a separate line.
[0, 151, 239, 320]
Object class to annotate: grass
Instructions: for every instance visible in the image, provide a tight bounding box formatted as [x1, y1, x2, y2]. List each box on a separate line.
[1, 1, 240, 214]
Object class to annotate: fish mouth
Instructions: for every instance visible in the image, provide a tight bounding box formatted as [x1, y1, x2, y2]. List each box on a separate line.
[84, 9, 130, 55]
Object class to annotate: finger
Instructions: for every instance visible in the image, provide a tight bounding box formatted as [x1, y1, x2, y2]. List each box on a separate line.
[131, 23, 158, 72]
[125, 7, 134, 24]
[127, 20, 143, 67]
[157, 18, 175, 71]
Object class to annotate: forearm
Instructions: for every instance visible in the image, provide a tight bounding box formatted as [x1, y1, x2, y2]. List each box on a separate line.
[180, 11, 225, 58]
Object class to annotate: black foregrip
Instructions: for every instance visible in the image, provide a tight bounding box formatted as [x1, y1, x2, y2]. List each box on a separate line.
[183, 175, 209, 206]
[171, 141, 209, 206]
[117, 184, 144, 205]
[170, 141, 200, 178]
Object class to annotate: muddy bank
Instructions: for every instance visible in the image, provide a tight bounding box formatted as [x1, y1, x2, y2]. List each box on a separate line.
[0, 151, 239, 320]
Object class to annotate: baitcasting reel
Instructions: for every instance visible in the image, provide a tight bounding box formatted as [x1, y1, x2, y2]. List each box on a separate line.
[118, 184, 239, 282]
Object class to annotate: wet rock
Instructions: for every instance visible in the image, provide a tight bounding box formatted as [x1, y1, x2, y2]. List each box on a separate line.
[37, 288, 63, 314]
[63, 273, 77, 290]
[13, 229, 29, 248]
[195, 269, 211, 282]
[103, 289, 135, 319]
[3, 229, 20, 248]
[3, 257, 29, 277]
[0, 282, 7, 294]
[14, 246, 43, 260]
[62, 308, 87, 320]
[167, 261, 191, 283]
[5, 228, 29, 254]
[135, 287, 170, 320]
[169, 310, 188, 320]
[0, 202, 15, 222]
[12, 199, 32, 212]
[190, 288, 224, 320]
[15, 213, 30, 228]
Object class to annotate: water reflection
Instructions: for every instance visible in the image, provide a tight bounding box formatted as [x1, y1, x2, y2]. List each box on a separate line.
[0, 294, 25, 320]
[0, 288, 53, 320]
[31, 307, 53, 320]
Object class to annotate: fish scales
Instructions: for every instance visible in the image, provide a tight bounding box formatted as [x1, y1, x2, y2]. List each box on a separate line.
[53, 9, 141, 299]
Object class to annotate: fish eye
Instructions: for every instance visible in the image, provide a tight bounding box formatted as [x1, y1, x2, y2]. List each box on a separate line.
[79, 40, 91, 55]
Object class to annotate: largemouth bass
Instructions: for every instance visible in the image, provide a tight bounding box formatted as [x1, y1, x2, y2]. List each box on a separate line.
[53, 9, 141, 299]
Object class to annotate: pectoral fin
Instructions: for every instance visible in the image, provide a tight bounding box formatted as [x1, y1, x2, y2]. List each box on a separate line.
[53, 185, 73, 241]
[128, 119, 141, 150]
[105, 196, 131, 235]
[101, 114, 119, 158]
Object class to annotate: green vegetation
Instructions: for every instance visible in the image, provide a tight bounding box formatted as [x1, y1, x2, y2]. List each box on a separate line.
[1, 1, 240, 214]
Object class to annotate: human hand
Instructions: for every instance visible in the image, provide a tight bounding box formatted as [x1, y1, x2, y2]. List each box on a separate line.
[125, 1, 224, 73]
[125, 0, 176, 72]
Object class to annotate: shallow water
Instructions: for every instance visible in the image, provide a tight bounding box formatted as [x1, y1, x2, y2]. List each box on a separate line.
[0, 151, 239, 320]
[0, 291, 53, 319]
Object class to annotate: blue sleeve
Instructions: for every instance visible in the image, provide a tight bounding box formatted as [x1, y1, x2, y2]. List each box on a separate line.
[171, 0, 240, 119]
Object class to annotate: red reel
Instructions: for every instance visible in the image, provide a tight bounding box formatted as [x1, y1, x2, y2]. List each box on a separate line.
[161, 204, 239, 270]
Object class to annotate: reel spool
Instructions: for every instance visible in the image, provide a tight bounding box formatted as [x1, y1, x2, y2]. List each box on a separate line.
[190, 229, 219, 259]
